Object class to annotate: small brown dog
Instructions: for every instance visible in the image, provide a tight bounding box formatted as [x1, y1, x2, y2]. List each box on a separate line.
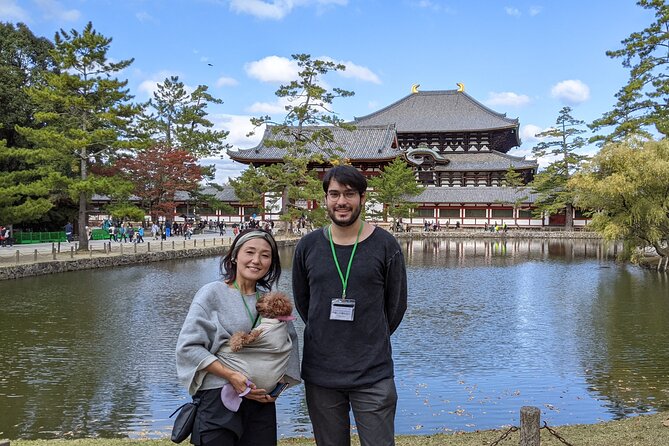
[228, 291, 294, 352]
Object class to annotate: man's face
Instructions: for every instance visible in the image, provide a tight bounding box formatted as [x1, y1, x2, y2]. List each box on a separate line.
[325, 179, 365, 227]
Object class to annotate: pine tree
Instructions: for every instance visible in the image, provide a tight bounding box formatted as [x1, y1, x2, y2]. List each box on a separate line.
[241, 53, 354, 229]
[531, 107, 589, 230]
[368, 157, 423, 230]
[141, 75, 230, 159]
[17, 22, 142, 249]
[590, 0, 669, 143]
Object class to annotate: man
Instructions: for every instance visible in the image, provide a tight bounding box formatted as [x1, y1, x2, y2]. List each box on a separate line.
[292, 165, 407, 446]
[64, 222, 73, 243]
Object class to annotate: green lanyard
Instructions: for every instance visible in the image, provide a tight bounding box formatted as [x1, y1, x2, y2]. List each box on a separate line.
[233, 281, 259, 328]
[328, 222, 363, 299]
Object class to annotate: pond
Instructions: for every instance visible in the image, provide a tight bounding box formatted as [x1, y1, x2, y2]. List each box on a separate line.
[0, 238, 667, 439]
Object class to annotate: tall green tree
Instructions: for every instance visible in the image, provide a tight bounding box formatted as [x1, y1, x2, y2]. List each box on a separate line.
[243, 53, 354, 228]
[0, 22, 56, 147]
[367, 157, 423, 229]
[570, 139, 669, 260]
[229, 165, 272, 213]
[499, 165, 530, 217]
[590, 0, 669, 143]
[0, 139, 67, 225]
[17, 22, 142, 250]
[531, 107, 589, 230]
[141, 75, 229, 160]
[0, 22, 62, 227]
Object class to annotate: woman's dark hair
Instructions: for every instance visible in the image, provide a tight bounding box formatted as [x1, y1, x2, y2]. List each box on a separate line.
[322, 165, 367, 195]
[220, 228, 281, 290]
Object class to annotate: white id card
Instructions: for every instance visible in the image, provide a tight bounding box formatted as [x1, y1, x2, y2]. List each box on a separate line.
[330, 298, 355, 321]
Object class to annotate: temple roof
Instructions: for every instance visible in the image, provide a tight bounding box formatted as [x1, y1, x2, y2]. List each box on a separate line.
[408, 186, 538, 204]
[227, 124, 401, 163]
[407, 149, 538, 172]
[354, 90, 520, 134]
[175, 186, 239, 202]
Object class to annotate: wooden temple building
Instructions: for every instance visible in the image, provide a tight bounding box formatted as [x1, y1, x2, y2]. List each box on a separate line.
[225, 86, 587, 229]
[89, 87, 583, 228]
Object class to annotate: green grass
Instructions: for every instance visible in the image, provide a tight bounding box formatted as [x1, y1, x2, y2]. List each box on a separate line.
[8, 412, 669, 446]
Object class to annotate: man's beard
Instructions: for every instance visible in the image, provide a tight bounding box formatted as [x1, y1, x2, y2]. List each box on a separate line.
[328, 203, 362, 227]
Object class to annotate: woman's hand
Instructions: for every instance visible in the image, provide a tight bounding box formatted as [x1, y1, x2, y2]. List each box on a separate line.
[228, 371, 252, 394]
[203, 361, 251, 394]
[244, 387, 277, 403]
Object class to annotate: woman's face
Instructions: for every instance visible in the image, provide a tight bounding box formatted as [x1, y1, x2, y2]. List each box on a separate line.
[234, 238, 273, 285]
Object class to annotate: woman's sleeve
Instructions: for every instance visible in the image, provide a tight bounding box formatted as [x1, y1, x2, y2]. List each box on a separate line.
[175, 300, 219, 395]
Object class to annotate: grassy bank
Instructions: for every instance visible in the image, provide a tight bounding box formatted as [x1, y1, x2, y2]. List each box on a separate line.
[9, 412, 669, 446]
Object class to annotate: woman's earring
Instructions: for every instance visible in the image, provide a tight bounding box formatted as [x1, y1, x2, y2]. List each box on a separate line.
[231, 258, 236, 264]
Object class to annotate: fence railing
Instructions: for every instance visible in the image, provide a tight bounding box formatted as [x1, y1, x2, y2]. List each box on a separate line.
[0, 237, 238, 266]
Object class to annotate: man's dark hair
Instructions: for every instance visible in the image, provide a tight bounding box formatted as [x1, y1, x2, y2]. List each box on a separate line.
[322, 165, 367, 195]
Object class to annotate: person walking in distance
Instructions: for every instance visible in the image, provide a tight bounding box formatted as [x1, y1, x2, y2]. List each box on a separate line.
[292, 165, 408, 446]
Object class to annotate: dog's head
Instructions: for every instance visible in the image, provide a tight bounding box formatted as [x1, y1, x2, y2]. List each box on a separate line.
[256, 291, 293, 318]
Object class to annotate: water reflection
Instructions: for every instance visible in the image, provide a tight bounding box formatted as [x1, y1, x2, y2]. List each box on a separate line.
[0, 239, 667, 439]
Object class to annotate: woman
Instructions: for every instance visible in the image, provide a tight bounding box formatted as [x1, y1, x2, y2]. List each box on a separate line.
[176, 228, 300, 445]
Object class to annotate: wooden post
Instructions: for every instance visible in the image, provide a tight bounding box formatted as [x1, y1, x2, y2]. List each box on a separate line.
[70, 246, 74, 259]
[147, 242, 151, 252]
[520, 406, 540, 446]
[134, 242, 137, 254]
[194, 239, 197, 248]
[183, 240, 186, 249]
[34, 249, 38, 262]
[120, 243, 124, 255]
[52, 246, 56, 260]
[160, 241, 163, 251]
[172, 240, 175, 250]
[16, 250, 20, 264]
[57, 241, 61, 253]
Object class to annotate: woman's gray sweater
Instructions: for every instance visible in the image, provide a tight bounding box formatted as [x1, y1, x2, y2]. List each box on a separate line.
[175, 280, 301, 395]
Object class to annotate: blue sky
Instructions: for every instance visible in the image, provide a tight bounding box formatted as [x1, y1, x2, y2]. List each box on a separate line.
[0, 0, 654, 184]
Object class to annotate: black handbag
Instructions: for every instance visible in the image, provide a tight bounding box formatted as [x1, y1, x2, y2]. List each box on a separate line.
[169, 397, 200, 443]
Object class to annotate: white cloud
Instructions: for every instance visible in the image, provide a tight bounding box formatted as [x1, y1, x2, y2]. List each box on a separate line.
[205, 113, 266, 183]
[413, 1, 455, 13]
[229, 0, 347, 21]
[211, 113, 262, 148]
[550, 79, 591, 105]
[35, 0, 80, 22]
[505, 6, 521, 17]
[0, 0, 30, 21]
[485, 91, 531, 107]
[320, 57, 381, 84]
[247, 97, 291, 115]
[137, 71, 191, 98]
[216, 76, 239, 88]
[520, 124, 547, 145]
[136, 11, 157, 23]
[529, 6, 542, 16]
[245, 56, 299, 83]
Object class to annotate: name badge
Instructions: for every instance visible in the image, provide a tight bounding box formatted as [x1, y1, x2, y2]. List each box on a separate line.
[330, 298, 355, 321]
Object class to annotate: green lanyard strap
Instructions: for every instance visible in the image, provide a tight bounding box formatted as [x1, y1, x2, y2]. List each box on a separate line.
[328, 222, 363, 299]
[233, 281, 259, 328]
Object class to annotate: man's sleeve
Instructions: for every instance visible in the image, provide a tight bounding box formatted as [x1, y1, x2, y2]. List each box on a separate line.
[292, 241, 310, 323]
[385, 248, 408, 335]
